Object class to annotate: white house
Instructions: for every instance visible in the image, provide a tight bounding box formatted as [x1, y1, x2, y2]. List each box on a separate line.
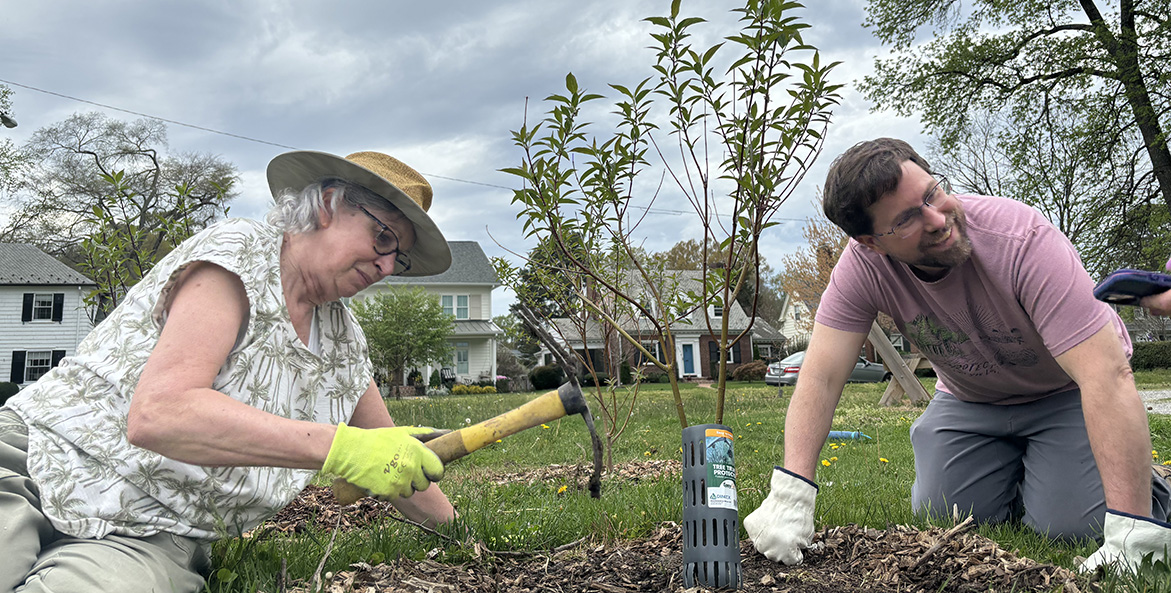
[356, 241, 502, 385]
[2, 243, 96, 387]
[776, 291, 814, 348]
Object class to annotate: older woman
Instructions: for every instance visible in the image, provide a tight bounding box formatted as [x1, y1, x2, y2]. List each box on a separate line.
[0, 151, 455, 592]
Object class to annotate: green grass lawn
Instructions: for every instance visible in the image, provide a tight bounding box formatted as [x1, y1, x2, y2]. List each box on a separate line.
[206, 377, 1171, 592]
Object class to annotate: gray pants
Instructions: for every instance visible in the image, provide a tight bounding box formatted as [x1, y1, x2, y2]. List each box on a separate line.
[0, 408, 210, 593]
[910, 389, 1171, 541]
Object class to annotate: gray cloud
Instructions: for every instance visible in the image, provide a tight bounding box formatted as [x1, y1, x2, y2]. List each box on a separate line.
[1, 0, 923, 316]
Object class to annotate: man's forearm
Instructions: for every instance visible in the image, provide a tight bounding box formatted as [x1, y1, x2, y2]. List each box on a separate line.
[783, 382, 841, 481]
[1082, 383, 1154, 516]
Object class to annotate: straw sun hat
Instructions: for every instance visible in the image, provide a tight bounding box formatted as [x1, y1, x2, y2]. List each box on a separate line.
[267, 150, 451, 277]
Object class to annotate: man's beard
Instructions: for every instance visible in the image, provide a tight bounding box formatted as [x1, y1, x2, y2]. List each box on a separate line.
[908, 208, 972, 269]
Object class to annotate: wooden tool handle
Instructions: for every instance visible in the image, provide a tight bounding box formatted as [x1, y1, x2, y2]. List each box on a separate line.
[332, 382, 586, 505]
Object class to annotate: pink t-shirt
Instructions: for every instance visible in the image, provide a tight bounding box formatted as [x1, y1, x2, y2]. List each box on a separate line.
[818, 194, 1130, 404]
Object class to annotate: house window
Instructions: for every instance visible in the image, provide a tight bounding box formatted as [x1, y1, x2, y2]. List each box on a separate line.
[442, 295, 470, 320]
[33, 295, 54, 320]
[22, 292, 63, 323]
[708, 341, 742, 364]
[454, 342, 469, 374]
[636, 340, 660, 365]
[24, 351, 52, 382]
[711, 304, 723, 318]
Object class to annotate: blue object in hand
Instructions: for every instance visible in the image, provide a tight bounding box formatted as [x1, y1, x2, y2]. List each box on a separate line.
[826, 430, 871, 440]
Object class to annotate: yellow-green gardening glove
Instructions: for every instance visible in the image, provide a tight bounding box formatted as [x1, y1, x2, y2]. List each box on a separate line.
[323, 423, 445, 500]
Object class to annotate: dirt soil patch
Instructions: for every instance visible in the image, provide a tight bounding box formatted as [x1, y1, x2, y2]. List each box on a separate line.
[262, 461, 1087, 593]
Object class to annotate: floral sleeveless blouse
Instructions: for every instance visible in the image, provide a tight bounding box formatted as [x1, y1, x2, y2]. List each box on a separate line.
[8, 218, 371, 540]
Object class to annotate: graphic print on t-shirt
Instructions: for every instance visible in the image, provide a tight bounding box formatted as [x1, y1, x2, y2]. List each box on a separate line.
[904, 306, 1040, 378]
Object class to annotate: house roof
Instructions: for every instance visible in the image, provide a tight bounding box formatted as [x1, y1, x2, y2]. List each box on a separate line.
[379, 241, 499, 286]
[545, 269, 757, 342]
[0, 243, 95, 286]
[752, 318, 784, 342]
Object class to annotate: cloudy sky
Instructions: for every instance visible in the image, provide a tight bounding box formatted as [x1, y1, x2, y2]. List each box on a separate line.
[1, 0, 924, 316]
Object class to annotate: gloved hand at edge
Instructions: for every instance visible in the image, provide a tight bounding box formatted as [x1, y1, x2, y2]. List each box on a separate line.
[743, 466, 818, 565]
[1080, 510, 1170, 573]
[323, 422, 445, 500]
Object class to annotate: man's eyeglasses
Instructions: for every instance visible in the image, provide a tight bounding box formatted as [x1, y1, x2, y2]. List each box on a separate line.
[356, 205, 412, 274]
[872, 175, 953, 239]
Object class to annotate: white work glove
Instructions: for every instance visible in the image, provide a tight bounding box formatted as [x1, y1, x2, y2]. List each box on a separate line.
[1080, 510, 1171, 573]
[743, 466, 818, 565]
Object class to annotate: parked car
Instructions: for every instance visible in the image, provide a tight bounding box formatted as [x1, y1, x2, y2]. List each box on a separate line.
[765, 351, 891, 386]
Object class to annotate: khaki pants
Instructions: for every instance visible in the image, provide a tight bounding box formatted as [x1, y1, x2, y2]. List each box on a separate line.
[0, 408, 209, 593]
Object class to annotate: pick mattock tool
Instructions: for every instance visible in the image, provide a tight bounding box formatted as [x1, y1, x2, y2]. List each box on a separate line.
[514, 302, 604, 498]
[333, 380, 601, 505]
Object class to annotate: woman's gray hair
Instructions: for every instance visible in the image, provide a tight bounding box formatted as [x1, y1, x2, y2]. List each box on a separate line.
[267, 178, 403, 233]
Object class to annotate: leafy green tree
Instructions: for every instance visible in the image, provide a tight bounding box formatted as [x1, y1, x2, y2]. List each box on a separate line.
[493, 313, 541, 368]
[860, 0, 1171, 214]
[497, 0, 841, 427]
[3, 112, 237, 258]
[351, 287, 455, 388]
[775, 212, 848, 335]
[0, 85, 31, 204]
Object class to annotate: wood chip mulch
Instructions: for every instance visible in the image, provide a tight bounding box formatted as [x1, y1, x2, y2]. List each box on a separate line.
[261, 461, 1088, 592]
[290, 522, 1084, 593]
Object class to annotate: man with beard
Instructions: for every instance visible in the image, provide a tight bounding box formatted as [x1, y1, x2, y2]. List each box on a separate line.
[744, 138, 1170, 574]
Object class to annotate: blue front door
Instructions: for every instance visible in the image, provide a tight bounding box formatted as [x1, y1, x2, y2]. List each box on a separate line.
[682, 344, 694, 375]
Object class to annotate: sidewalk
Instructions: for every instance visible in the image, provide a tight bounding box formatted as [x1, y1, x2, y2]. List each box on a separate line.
[1140, 390, 1171, 415]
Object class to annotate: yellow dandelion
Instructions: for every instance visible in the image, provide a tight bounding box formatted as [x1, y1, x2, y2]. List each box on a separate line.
[1153, 450, 1160, 460]
[644, 451, 651, 456]
[879, 458, 889, 463]
[495, 439, 502, 443]
[830, 456, 838, 462]
[821, 459, 831, 467]
[756, 422, 762, 425]
[541, 424, 550, 429]
[557, 485, 568, 494]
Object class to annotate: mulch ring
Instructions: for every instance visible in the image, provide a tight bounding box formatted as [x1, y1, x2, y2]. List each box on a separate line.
[263, 461, 1089, 592]
[287, 522, 1086, 593]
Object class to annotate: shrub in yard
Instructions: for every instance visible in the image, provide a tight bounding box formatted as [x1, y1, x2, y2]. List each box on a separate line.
[429, 370, 441, 388]
[529, 364, 564, 390]
[1131, 341, 1171, 370]
[619, 361, 632, 384]
[732, 360, 768, 381]
[0, 382, 19, 405]
[580, 372, 610, 387]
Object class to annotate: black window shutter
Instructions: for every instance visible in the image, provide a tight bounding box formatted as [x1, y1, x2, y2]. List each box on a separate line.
[22, 293, 33, 322]
[11, 351, 26, 383]
[51, 350, 66, 367]
[52, 293, 65, 322]
[732, 342, 742, 364]
[708, 341, 718, 361]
